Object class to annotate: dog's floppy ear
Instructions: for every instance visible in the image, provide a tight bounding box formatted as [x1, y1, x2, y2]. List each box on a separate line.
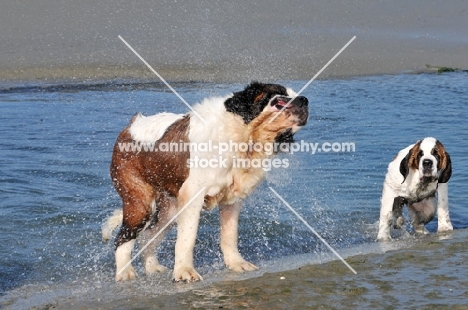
[435, 140, 452, 183]
[224, 93, 250, 124]
[399, 151, 411, 184]
[224, 81, 265, 124]
[438, 152, 452, 183]
[399, 141, 421, 184]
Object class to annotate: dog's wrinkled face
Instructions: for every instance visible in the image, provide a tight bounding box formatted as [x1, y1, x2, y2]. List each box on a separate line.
[224, 82, 309, 143]
[399, 137, 452, 184]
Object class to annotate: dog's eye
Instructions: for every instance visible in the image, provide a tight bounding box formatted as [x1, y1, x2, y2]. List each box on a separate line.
[254, 92, 266, 103]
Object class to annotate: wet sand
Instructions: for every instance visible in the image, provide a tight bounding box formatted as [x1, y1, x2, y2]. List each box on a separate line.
[34, 229, 466, 309]
[1, 0, 468, 85]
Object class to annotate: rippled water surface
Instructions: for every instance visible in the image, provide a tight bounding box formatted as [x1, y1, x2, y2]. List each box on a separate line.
[1, 73, 467, 307]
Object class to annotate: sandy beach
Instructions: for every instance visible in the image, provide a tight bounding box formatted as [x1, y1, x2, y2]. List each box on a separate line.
[1, 0, 467, 84]
[27, 229, 466, 309]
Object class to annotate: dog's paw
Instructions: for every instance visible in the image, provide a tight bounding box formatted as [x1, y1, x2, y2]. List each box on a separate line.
[115, 265, 137, 281]
[173, 266, 203, 283]
[144, 256, 168, 275]
[226, 260, 259, 272]
[146, 263, 168, 275]
[376, 232, 391, 242]
[393, 216, 404, 229]
[437, 223, 453, 233]
[413, 225, 429, 235]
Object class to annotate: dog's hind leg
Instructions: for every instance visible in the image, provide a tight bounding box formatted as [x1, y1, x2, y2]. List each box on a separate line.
[113, 178, 155, 281]
[138, 194, 178, 275]
[115, 239, 137, 281]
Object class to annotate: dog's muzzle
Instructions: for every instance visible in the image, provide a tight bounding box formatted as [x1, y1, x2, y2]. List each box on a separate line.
[422, 159, 435, 177]
[271, 96, 309, 126]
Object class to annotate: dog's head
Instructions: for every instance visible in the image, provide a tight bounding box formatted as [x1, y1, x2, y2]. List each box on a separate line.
[224, 82, 308, 144]
[399, 137, 452, 184]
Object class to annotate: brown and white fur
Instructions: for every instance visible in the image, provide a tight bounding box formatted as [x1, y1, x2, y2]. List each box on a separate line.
[377, 137, 452, 241]
[103, 82, 308, 281]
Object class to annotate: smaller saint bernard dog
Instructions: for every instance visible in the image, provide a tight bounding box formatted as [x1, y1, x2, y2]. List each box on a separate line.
[103, 82, 308, 282]
[377, 137, 452, 241]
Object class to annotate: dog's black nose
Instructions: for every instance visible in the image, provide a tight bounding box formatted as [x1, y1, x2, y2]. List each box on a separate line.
[294, 96, 308, 107]
[422, 159, 433, 168]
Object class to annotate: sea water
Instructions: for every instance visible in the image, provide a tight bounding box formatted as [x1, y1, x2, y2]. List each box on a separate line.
[0, 73, 467, 307]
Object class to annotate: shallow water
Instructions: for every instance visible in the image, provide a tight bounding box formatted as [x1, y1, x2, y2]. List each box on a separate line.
[0, 73, 467, 307]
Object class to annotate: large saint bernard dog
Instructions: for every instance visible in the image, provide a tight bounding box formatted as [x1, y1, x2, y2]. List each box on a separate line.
[103, 82, 308, 282]
[377, 137, 452, 241]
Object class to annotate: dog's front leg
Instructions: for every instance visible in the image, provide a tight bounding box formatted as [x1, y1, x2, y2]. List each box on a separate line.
[377, 184, 395, 241]
[173, 185, 205, 282]
[437, 183, 453, 232]
[219, 202, 258, 272]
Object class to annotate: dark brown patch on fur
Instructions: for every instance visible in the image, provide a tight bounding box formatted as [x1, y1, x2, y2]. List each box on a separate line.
[399, 140, 421, 183]
[140, 115, 191, 196]
[254, 92, 265, 103]
[435, 140, 452, 183]
[435, 140, 447, 170]
[408, 140, 422, 170]
[110, 115, 190, 247]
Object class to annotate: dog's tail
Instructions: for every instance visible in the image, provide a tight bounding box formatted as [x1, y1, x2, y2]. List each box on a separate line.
[102, 209, 123, 243]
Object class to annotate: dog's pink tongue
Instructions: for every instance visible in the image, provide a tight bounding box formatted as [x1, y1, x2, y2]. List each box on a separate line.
[276, 100, 288, 106]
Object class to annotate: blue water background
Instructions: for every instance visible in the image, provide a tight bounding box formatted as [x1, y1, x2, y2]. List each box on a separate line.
[0, 73, 467, 301]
